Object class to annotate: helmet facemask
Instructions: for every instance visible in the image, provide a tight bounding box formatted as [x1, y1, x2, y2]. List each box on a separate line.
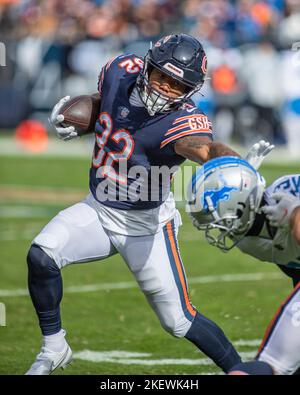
[193, 194, 258, 251]
[136, 34, 207, 116]
[186, 157, 266, 252]
[136, 56, 201, 116]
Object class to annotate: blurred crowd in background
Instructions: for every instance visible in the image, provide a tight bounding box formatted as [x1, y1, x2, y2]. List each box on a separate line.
[1, 0, 300, 154]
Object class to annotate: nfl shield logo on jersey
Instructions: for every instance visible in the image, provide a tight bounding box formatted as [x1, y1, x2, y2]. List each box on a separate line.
[117, 106, 130, 120]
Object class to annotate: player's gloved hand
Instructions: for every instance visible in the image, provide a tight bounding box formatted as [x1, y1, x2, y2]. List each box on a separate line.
[244, 140, 274, 170]
[261, 192, 300, 227]
[49, 96, 78, 141]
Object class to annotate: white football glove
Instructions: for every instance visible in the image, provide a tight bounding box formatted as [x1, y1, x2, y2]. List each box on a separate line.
[49, 96, 79, 141]
[261, 192, 300, 227]
[244, 140, 274, 170]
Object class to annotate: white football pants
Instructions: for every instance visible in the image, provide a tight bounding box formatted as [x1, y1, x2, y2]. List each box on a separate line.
[32, 197, 196, 338]
[257, 282, 300, 375]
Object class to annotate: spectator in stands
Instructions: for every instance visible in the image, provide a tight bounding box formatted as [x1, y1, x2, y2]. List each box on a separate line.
[0, 0, 297, 151]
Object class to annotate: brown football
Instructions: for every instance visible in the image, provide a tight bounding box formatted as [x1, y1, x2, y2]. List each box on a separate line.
[59, 94, 101, 136]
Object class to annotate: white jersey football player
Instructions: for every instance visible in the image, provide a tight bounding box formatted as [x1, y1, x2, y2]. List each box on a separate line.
[25, 34, 273, 375]
[188, 157, 300, 375]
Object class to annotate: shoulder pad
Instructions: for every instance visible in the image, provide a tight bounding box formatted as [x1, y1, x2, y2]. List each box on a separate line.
[98, 53, 143, 96]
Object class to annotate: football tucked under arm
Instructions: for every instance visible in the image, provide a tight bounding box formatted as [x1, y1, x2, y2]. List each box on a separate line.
[49, 93, 101, 140]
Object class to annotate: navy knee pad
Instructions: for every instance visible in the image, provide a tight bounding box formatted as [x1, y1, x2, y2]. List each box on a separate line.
[27, 244, 60, 278]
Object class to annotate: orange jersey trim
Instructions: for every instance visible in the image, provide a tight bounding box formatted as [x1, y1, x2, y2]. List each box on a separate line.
[160, 129, 212, 148]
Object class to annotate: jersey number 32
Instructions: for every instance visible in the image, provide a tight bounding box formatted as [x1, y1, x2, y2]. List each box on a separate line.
[92, 112, 134, 184]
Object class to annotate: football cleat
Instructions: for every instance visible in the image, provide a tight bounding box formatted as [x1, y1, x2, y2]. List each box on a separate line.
[25, 342, 73, 375]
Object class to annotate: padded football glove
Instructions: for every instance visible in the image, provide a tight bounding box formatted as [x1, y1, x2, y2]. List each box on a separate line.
[244, 140, 274, 170]
[49, 96, 78, 141]
[262, 192, 300, 227]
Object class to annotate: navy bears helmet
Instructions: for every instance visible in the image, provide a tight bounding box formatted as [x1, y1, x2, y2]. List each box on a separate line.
[137, 34, 207, 116]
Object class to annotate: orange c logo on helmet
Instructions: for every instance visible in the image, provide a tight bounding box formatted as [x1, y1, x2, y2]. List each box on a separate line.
[155, 35, 171, 47]
[163, 35, 172, 44]
[201, 55, 207, 74]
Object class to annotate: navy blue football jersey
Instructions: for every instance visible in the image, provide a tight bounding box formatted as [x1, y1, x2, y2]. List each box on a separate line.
[89, 54, 213, 210]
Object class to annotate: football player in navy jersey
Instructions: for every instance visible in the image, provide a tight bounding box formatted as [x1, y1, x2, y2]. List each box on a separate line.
[25, 34, 273, 375]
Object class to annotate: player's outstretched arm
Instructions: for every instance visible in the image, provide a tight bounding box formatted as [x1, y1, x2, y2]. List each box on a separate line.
[174, 137, 274, 169]
[174, 136, 240, 164]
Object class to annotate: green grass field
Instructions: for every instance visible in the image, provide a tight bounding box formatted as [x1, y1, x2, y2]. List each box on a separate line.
[0, 153, 299, 375]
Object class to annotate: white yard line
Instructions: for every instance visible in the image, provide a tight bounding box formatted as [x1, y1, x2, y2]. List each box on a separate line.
[0, 204, 186, 218]
[0, 137, 93, 157]
[189, 272, 282, 284]
[0, 206, 55, 219]
[0, 272, 283, 298]
[233, 339, 261, 347]
[73, 350, 256, 366]
[0, 227, 41, 241]
[1, 136, 300, 163]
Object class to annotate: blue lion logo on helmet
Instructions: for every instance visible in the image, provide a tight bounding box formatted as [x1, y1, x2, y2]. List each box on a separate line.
[201, 184, 238, 211]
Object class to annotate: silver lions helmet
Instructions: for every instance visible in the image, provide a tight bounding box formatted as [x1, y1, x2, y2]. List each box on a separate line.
[186, 156, 266, 251]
